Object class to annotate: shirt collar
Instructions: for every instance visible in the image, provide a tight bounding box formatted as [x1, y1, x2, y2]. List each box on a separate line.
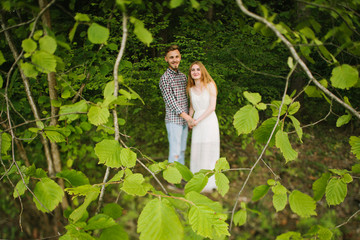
[167, 67, 179, 75]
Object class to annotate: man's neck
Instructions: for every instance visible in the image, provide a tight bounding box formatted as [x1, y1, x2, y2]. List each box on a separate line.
[169, 67, 178, 72]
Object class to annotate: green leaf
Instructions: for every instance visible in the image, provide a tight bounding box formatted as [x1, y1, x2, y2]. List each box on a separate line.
[22, 38, 37, 53]
[314, 226, 333, 240]
[287, 56, 294, 69]
[33, 178, 64, 213]
[88, 23, 109, 44]
[169, 0, 184, 8]
[31, 50, 57, 73]
[88, 105, 110, 126]
[121, 173, 149, 196]
[174, 162, 193, 182]
[275, 130, 298, 163]
[59, 100, 88, 122]
[109, 170, 124, 183]
[312, 172, 331, 201]
[138, 198, 183, 240]
[300, 27, 316, 39]
[56, 169, 90, 187]
[74, 13, 90, 22]
[184, 173, 208, 194]
[44, 129, 66, 143]
[32, 30, 43, 40]
[26, 165, 47, 178]
[244, 91, 261, 105]
[304, 85, 322, 98]
[130, 17, 153, 46]
[330, 64, 358, 89]
[186, 191, 223, 213]
[214, 157, 230, 172]
[190, 0, 200, 9]
[65, 185, 100, 197]
[13, 177, 29, 198]
[104, 80, 115, 98]
[352, 164, 360, 174]
[326, 178, 347, 206]
[275, 231, 302, 240]
[349, 136, 360, 159]
[336, 114, 352, 127]
[120, 148, 137, 168]
[267, 179, 276, 186]
[84, 214, 116, 230]
[342, 173, 353, 184]
[329, 168, 348, 176]
[20, 62, 38, 78]
[270, 100, 287, 116]
[233, 105, 259, 135]
[215, 172, 229, 197]
[1, 133, 11, 154]
[39, 35, 57, 54]
[94, 139, 122, 168]
[254, 117, 279, 147]
[289, 190, 316, 218]
[100, 225, 129, 240]
[272, 184, 287, 195]
[256, 102, 267, 110]
[69, 191, 99, 222]
[163, 166, 182, 184]
[103, 203, 123, 220]
[188, 205, 229, 239]
[0, 50, 5, 65]
[288, 116, 303, 142]
[252, 185, 270, 201]
[273, 193, 287, 212]
[69, 22, 78, 42]
[234, 209, 247, 226]
[288, 101, 300, 115]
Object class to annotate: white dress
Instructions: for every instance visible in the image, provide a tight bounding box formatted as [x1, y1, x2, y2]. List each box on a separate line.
[190, 85, 220, 192]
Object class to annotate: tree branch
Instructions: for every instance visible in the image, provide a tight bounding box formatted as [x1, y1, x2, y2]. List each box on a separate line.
[235, 0, 360, 120]
[97, 12, 128, 214]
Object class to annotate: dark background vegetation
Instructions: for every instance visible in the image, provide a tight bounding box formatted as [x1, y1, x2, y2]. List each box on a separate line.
[1, 0, 359, 239]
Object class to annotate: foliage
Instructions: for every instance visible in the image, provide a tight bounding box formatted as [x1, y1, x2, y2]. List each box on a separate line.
[0, 0, 359, 239]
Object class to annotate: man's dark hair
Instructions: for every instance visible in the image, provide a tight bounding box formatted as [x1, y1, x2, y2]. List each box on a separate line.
[165, 44, 180, 55]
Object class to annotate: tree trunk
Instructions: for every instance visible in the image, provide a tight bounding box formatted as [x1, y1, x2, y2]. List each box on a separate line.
[38, 0, 69, 210]
[0, 13, 55, 176]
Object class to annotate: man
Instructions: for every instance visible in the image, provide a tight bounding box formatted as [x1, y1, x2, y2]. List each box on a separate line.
[159, 45, 193, 165]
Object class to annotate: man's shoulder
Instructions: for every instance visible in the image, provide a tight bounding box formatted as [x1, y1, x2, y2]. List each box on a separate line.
[160, 69, 171, 80]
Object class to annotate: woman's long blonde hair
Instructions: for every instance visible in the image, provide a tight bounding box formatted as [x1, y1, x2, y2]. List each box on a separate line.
[186, 61, 217, 94]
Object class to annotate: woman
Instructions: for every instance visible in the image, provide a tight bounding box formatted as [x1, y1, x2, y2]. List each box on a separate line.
[187, 61, 220, 192]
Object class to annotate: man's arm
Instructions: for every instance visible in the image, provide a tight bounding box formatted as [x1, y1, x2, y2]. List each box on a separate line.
[159, 77, 183, 115]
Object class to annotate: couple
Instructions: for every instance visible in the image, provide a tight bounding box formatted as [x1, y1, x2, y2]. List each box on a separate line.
[159, 45, 220, 192]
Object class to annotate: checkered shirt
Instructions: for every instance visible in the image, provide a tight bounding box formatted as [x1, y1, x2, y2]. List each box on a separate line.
[159, 68, 188, 125]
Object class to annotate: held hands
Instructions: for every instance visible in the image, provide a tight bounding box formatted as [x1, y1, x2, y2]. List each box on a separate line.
[187, 118, 198, 129]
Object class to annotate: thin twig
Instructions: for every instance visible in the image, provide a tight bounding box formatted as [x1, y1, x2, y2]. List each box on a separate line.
[97, 12, 128, 214]
[334, 209, 360, 229]
[229, 62, 297, 232]
[137, 158, 168, 195]
[148, 192, 194, 205]
[230, 52, 287, 80]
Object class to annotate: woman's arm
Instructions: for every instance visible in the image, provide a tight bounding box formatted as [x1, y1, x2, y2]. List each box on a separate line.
[194, 82, 217, 125]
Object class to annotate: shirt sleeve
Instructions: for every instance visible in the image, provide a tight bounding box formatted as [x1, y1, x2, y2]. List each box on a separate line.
[159, 76, 183, 116]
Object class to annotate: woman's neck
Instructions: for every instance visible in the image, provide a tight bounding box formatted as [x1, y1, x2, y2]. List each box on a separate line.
[194, 79, 202, 87]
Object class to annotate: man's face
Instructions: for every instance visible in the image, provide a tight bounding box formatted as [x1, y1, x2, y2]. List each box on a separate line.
[165, 50, 181, 71]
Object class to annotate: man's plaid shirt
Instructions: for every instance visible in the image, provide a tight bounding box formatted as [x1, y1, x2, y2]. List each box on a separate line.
[159, 68, 188, 125]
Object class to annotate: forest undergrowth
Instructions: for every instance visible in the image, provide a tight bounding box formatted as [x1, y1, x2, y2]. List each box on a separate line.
[143, 123, 360, 240]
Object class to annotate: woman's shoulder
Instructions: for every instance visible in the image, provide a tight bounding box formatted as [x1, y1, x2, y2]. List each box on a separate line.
[207, 81, 217, 92]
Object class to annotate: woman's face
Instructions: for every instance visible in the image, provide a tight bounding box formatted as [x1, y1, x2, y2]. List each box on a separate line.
[190, 64, 201, 80]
